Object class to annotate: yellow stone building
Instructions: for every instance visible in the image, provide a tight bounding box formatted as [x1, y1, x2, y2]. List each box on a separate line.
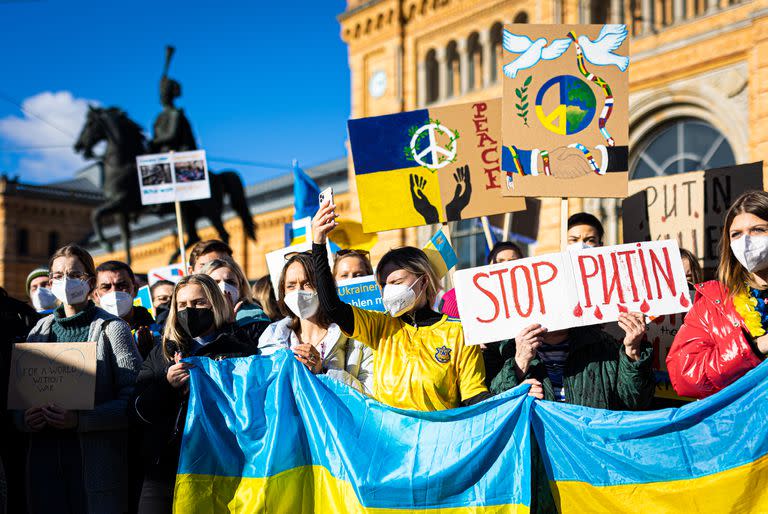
[4, 0, 765, 299]
[338, 0, 763, 258]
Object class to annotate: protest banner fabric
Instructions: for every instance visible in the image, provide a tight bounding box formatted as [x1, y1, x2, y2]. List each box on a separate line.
[174, 350, 533, 513]
[423, 228, 458, 279]
[534, 361, 768, 512]
[348, 99, 525, 233]
[337, 275, 384, 312]
[623, 162, 764, 269]
[455, 240, 690, 345]
[148, 264, 185, 286]
[7, 342, 97, 410]
[501, 24, 629, 197]
[137, 150, 210, 205]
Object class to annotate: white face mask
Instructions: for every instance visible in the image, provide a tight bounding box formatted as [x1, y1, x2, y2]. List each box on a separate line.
[567, 242, 593, 252]
[99, 291, 134, 318]
[284, 290, 320, 320]
[218, 281, 240, 304]
[382, 277, 422, 318]
[50, 277, 90, 306]
[730, 235, 768, 273]
[31, 287, 57, 312]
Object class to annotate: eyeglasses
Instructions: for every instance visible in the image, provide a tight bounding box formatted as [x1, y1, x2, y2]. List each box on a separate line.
[50, 271, 90, 281]
[336, 249, 370, 257]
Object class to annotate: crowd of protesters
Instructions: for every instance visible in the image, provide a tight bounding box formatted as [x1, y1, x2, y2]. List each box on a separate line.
[1, 190, 767, 513]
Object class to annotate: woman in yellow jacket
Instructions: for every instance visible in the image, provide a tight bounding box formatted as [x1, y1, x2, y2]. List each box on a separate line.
[311, 200, 489, 411]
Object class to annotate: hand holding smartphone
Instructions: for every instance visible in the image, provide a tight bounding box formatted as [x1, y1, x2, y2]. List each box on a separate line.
[319, 186, 334, 208]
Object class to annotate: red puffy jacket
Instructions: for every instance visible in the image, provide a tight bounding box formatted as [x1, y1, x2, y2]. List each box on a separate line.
[667, 280, 764, 399]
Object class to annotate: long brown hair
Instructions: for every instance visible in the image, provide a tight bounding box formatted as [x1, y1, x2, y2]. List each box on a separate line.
[162, 274, 232, 361]
[251, 275, 280, 321]
[717, 190, 768, 297]
[277, 252, 332, 332]
[679, 248, 703, 285]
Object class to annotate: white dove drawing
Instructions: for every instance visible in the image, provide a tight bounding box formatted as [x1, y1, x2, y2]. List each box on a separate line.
[502, 30, 572, 79]
[577, 24, 630, 71]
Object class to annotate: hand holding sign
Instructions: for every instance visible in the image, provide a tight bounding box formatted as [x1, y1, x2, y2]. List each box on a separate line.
[618, 312, 647, 361]
[515, 324, 547, 378]
[24, 407, 46, 432]
[42, 404, 78, 430]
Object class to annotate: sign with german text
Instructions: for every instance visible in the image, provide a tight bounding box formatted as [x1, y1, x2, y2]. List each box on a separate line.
[623, 162, 764, 269]
[454, 240, 690, 345]
[337, 275, 384, 312]
[8, 342, 97, 410]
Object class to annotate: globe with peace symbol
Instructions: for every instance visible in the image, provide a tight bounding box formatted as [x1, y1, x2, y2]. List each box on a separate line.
[409, 122, 457, 170]
[534, 75, 596, 135]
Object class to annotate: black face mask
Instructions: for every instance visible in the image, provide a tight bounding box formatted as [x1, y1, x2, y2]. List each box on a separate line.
[177, 307, 215, 339]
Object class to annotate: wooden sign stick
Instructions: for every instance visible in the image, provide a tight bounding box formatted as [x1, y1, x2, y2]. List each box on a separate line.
[502, 212, 513, 242]
[480, 217, 494, 251]
[561, 197, 569, 251]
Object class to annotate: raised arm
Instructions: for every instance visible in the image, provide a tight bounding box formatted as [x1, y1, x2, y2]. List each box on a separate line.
[312, 201, 354, 334]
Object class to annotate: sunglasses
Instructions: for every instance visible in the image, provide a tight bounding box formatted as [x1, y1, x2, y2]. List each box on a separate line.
[336, 249, 370, 257]
[284, 250, 312, 261]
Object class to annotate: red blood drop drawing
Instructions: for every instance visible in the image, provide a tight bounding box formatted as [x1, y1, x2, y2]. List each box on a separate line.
[661, 216, 666, 222]
[573, 303, 583, 317]
[693, 211, 699, 219]
[618, 304, 628, 313]
[640, 299, 650, 313]
[594, 306, 603, 320]
[636, 243, 642, 247]
[680, 292, 690, 308]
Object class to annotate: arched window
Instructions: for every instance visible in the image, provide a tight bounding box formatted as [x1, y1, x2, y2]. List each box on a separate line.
[425, 49, 439, 104]
[17, 228, 29, 256]
[591, 0, 610, 23]
[467, 32, 482, 91]
[489, 22, 503, 84]
[48, 231, 60, 256]
[631, 118, 736, 179]
[514, 11, 529, 23]
[446, 40, 460, 98]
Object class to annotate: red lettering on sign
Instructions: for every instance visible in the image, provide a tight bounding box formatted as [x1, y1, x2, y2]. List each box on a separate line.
[473, 118, 488, 133]
[477, 132, 497, 148]
[616, 250, 640, 302]
[489, 269, 510, 319]
[510, 265, 534, 317]
[599, 253, 625, 305]
[637, 247, 654, 300]
[472, 272, 499, 323]
[472, 102, 500, 190]
[649, 246, 677, 298]
[481, 147, 499, 163]
[484, 166, 500, 190]
[472, 102, 488, 117]
[578, 255, 599, 307]
[532, 261, 557, 314]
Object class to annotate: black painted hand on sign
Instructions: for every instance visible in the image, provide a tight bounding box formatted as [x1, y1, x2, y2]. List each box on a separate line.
[409, 173, 440, 225]
[446, 165, 472, 220]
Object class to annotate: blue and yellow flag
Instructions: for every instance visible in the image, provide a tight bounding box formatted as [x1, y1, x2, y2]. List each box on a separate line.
[423, 227, 458, 279]
[174, 350, 533, 513]
[533, 361, 768, 513]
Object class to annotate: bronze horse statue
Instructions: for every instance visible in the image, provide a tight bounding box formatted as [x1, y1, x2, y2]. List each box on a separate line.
[74, 106, 255, 264]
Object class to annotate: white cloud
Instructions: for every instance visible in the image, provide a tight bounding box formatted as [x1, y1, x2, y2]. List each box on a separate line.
[0, 91, 101, 183]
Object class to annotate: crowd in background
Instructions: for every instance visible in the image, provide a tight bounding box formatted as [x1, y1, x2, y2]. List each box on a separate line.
[0, 189, 766, 514]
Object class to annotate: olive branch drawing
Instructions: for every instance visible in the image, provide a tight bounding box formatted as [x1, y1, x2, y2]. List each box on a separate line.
[403, 118, 460, 170]
[515, 75, 532, 127]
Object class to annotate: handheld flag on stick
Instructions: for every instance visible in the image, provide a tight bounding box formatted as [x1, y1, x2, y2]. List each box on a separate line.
[423, 228, 458, 279]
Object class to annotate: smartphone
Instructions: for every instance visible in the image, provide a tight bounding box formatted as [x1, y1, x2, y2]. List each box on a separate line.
[319, 186, 334, 207]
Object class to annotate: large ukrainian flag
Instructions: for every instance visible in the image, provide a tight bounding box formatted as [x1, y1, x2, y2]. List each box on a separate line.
[174, 350, 533, 513]
[533, 361, 768, 513]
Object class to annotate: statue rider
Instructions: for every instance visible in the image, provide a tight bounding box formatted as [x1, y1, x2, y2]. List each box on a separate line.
[150, 46, 197, 153]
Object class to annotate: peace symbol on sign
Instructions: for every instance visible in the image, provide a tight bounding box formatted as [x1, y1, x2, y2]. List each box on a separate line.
[409, 122, 457, 171]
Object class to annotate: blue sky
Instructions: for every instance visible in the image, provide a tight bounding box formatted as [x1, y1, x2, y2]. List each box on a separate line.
[0, 0, 350, 185]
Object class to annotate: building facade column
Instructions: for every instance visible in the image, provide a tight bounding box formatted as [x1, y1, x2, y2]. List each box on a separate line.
[611, 0, 624, 23]
[706, 0, 718, 13]
[417, 60, 427, 107]
[436, 46, 447, 102]
[457, 39, 470, 95]
[642, 0, 654, 34]
[479, 30, 492, 88]
[673, 0, 684, 23]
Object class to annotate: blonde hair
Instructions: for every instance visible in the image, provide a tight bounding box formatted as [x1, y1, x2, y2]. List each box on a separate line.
[375, 247, 440, 308]
[162, 274, 232, 360]
[251, 275, 280, 321]
[717, 190, 768, 297]
[199, 256, 253, 303]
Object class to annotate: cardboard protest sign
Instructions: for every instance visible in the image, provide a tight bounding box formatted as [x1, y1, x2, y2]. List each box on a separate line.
[348, 99, 526, 233]
[423, 228, 458, 279]
[623, 162, 764, 269]
[8, 342, 97, 410]
[500, 24, 629, 197]
[134, 285, 154, 318]
[137, 150, 210, 205]
[337, 275, 384, 312]
[148, 264, 185, 286]
[455, 240, 689, 345]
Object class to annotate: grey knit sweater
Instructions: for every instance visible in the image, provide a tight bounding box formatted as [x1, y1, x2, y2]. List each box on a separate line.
[22, 307, 142, 513]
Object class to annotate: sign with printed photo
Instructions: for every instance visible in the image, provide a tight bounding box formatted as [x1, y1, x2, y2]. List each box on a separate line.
[500, 24, 629, 198]
[455, 240, 690, 345]
[348, 99, 525, 233]
[137, 150, 211, 205]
